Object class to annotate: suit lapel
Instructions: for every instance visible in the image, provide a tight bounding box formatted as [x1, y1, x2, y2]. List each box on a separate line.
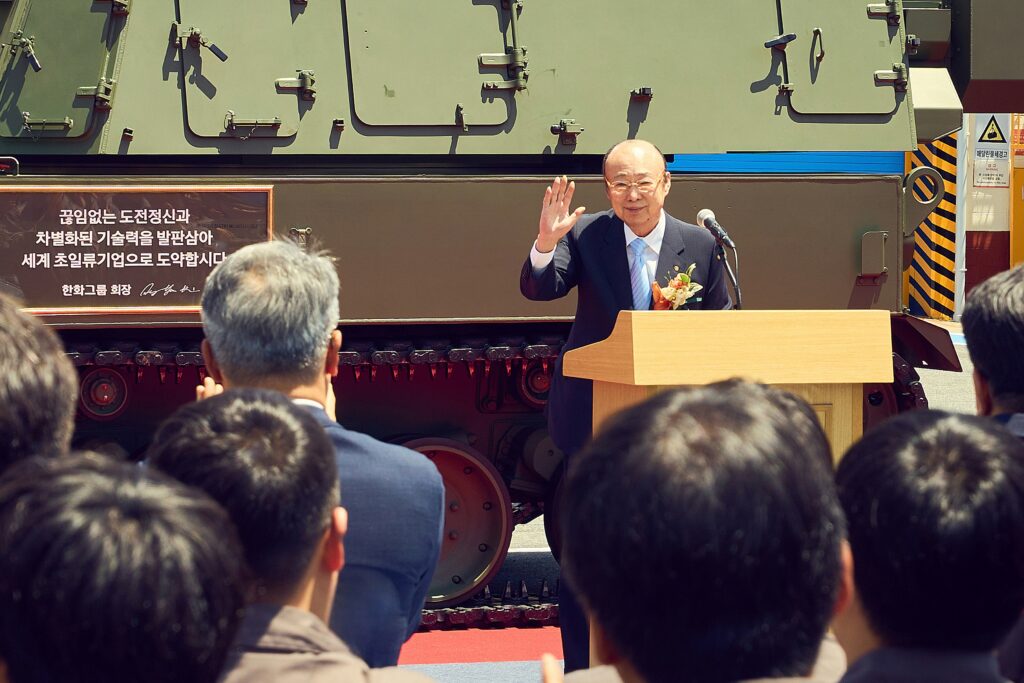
[598, 215, 633, 311]
[654, 216, 688, 291]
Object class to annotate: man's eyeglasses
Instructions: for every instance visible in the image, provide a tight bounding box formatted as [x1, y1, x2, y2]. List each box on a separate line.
[605, 175, 666, 196]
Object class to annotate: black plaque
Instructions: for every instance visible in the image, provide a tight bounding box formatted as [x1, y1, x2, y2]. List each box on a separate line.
[0, 187, 272, 312]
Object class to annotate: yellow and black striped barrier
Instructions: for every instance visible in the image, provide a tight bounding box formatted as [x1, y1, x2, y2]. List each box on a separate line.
[906, 134, 957, 320]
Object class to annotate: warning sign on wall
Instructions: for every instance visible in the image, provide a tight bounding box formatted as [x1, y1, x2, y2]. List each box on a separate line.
[974, 114, 1011, 188]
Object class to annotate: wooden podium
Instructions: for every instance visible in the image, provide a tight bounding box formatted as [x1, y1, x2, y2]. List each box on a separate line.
[562, 310, 894, 458]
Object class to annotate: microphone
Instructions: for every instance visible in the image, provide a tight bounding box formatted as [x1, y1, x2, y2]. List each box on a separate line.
[696, 209, 736, 250]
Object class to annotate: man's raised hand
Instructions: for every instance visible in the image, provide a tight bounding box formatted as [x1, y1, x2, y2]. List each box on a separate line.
[539, 653, 563, 683]
[537, 175, 585, 253]
[195, 376, 224, 401]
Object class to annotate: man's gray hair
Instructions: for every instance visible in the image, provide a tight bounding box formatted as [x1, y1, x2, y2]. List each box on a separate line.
[201, 240, 340, 383]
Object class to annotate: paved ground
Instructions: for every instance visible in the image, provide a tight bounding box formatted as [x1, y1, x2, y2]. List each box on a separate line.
[917, 337, 974, 414]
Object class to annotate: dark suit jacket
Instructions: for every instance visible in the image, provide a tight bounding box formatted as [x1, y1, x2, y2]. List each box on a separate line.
[303, 407, 445, 668]
[520, 210, 733, 455]
[997, 413, 1024, 683]
[840, 648, 1007, 683]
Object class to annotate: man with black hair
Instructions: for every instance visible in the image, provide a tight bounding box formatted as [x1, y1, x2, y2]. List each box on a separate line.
[960, 263, 1024, 682]
[962, 263, 1024, 438]
[148, 389, 430, 682]
[557, 381, 846, 683]
[0, 452, 245, 683]
[198, 241, 444, 666]
[0, 292, 76, 473]
[833, 410, 1024, 682]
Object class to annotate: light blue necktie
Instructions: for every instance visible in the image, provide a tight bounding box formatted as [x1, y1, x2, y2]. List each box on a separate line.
[628, 238, 651, 310]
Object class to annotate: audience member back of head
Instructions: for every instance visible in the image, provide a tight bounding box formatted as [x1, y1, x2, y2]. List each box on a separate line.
[147, 389, 431, 682]
[198, 240, 444, 666]
[149, 389, 340, 607]
[563, 381, 845, 683]
[0, 293, 76, 473]
[962, 263, 1024, 426]
[833, 410, 1024, 683]
[0, 452, 245, 683]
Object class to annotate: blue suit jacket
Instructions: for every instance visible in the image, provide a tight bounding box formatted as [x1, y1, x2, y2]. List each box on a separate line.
[303, 407, 445, 668]
[520, 210, 732, 455]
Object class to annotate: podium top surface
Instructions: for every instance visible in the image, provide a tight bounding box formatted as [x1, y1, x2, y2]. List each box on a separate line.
[562, 310, 895, 386]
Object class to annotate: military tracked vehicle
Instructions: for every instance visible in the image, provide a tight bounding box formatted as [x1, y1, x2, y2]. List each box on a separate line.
[1, 0, 1021, 608]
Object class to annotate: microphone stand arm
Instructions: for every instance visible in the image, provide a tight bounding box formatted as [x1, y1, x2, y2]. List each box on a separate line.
[714, 242, 742, 310]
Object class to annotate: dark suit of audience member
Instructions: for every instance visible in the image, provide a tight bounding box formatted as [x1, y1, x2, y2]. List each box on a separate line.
[557, 381, 846, 683]
[0, 453, 246, 683]
[0, 293, 77, 474]
[304, 406, 444, 665]
[839, 649, 1007, 683]
[520, 140, 732, 672]
[566, 634, 847, 683]
[961, 264, 1024, 683]
[148, 390, 433, 682]
[196, 241, 444, 667]
[832, 411, 1024, 683]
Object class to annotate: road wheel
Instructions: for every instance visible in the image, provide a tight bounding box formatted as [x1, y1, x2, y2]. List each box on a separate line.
[404, 438, 513, 607]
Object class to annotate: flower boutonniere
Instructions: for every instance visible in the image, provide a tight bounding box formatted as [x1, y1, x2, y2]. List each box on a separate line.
[652, 264, 703, 310]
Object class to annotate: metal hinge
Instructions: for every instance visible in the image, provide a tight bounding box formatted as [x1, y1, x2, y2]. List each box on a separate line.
[95, 0, 130, 14]
[764, 33, 797, 50]
[75, 78, 116, 110]
[630, 86, 654, 102]
[874, 62, 909, 92]
[867, 0, 901, 26]
[480, 47, 529, 91]
[275, 70, 316, 101]
[224, 110, 281, 138]
[289, 226, 313, 248]
[171, 23, 228, 62]
[550, 119, 583, 145]
[7, 32, 42, 71]
[479, 0, 528, 91]
[21, 113, 72, 132]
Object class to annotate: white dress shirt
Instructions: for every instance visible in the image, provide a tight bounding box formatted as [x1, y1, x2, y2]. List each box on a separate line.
[530, 210, 667, 288]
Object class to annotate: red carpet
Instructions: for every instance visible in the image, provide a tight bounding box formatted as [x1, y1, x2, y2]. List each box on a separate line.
[399, 626, 564, 664]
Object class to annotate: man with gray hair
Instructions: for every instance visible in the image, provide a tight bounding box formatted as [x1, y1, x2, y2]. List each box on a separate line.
[199, 240, 445, 667]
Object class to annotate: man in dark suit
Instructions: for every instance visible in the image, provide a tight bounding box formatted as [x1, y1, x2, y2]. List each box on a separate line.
[521, 139, 732, 459]
[833, 411, 1024, 683]
[961, 263, 1024, 682]
[521, 139, 732, 670]
[198, 240, 445, 667]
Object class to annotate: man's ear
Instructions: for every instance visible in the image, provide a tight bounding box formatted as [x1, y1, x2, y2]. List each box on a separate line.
[324, 330, 342, 377]
[662, 170, 671, 195]
[973, 368, 995, 416]
[321, 506, 347, 573]
[833, 540, 855, 618]
[589, 615, 623, 667]
[201, 339, 226, 384]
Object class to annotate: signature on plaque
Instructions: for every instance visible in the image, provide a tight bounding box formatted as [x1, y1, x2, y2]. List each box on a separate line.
[141, 282, 202, 297]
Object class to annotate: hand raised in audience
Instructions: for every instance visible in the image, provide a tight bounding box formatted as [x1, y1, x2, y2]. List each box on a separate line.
[196, 376, 224, 401]
[541, 653, 563, 683]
